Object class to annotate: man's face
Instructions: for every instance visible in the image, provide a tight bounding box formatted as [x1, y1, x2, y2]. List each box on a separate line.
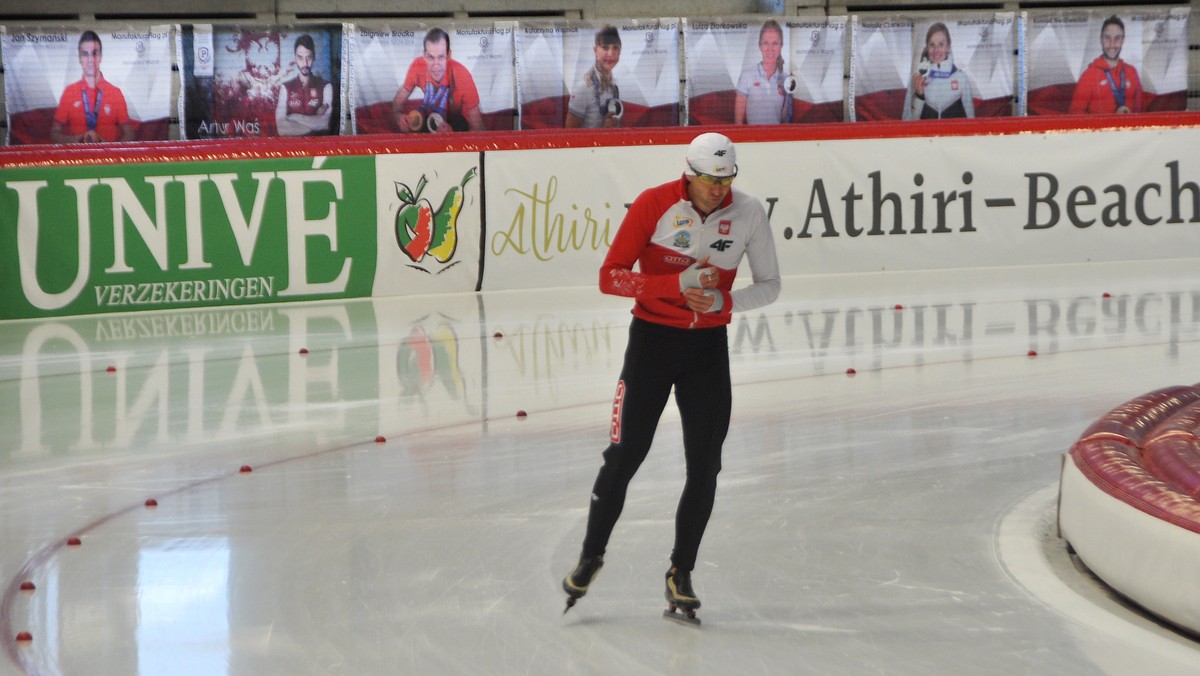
[686, 173, 733, 215]
[294, 44, 314, 77]
[424, 38, 450, 82]
[1101, 24, 1124, 62]
[79, 40, 101, 79]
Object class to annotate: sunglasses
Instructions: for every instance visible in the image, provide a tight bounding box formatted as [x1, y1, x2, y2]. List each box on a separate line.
[688, 164, 737, 187]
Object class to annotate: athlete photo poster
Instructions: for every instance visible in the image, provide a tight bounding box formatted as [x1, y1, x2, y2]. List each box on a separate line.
[849, 16, 912, 121]
[684, 15, 846, 126]
[2, 25, 173, 145]
[350, 21, 515, 135]
[180, 24, 344, 139]
[850, 13, 1015, 122]
[787, 16, 848, 123]
[516, 18, 680, 129]
[1024, 8, 1188, 116]
[514, 20, 571, 129]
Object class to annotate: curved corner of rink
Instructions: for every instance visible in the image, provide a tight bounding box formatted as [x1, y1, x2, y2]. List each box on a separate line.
[999, 479, 1200, 671]
[1058, 457, 1200, 636]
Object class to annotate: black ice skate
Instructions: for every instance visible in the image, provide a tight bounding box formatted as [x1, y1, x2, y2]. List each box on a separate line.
[562, 556, 604, 614]
[663, 567, 701, 626]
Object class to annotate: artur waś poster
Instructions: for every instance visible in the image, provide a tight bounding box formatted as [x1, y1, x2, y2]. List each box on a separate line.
[180, 24, 345, 139]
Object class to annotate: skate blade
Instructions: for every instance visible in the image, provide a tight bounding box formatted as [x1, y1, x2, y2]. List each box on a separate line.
[662, 608, 701, 627]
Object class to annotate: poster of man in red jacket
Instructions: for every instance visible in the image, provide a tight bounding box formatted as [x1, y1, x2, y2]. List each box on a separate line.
[1024, 8, 1187, 116]
[1069, 15, 1142, 114]
[2, 26, 172, 145]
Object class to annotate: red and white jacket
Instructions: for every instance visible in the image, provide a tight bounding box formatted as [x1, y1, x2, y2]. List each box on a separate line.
[600, 175, 781, 329]
[1068, 56, 1143, 114]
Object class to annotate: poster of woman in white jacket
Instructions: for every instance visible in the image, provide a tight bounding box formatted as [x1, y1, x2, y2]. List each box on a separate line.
[902, 22, 974, 119]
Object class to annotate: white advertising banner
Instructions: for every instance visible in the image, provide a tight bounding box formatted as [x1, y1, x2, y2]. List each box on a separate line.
[742, 128, 1200, 275]
[483, 145, 681, 290]
[374, 152, 483, 296]
[483, 127, 1200, 290]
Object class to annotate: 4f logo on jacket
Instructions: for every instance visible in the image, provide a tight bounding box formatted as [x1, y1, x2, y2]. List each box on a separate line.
[709, 239, 734, 252]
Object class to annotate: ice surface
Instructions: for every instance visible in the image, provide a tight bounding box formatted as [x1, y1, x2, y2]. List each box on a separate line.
[3, 260, 1200, 675]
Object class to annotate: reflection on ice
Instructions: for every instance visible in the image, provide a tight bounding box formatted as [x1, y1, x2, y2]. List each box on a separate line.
[137, 543, 230, 676]
[5, 269, 1200, 468]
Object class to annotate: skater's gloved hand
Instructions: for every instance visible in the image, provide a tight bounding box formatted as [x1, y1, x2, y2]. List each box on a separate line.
[683, 288, 723, 313]
[704, 290, 723, 313]
[679, 257, 718, 292]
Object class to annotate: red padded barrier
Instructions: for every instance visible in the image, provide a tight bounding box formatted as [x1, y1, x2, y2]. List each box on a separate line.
[1077, 386, 1200, 447]
[1063, 385, 1200, 640]
[1069, 384, 1200, 535]
[1142, 436, 1200, 500]
[3, 110, 1200, 169]
[1145, 398, 1200, 441]
[1070, 437, 1200, 535]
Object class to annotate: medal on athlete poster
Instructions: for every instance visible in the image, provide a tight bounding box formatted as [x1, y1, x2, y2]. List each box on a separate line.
[606, 97, 623, 120]
[82, 89, 102, 132]
[780, 74, 796, 122]
[1104, 70, 1126, 109]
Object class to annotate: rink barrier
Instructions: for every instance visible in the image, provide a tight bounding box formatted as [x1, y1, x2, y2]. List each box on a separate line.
[6, 113, 1197, 168]
[5, 112, 1195, 168]
[1059, 385, 1200, 634]
[6, 111, 1200, 320]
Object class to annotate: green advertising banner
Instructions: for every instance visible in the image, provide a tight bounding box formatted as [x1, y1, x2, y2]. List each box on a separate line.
[2, 150, 485, 320]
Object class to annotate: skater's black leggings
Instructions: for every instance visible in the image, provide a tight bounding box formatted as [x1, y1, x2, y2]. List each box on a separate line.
[581, 317, 731, 572]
